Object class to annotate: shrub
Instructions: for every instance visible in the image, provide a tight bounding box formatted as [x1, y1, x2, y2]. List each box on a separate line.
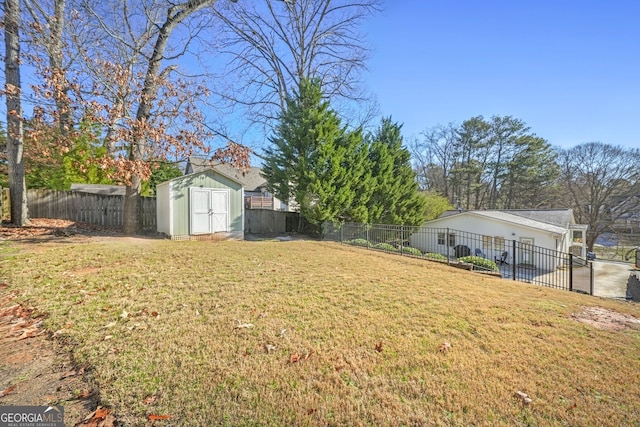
[345, 238, 370, 247]
[401, 246, 422, 256]
[425, 252, 448, 261]
[373, 242, 398, 252]
[458, 256, 499, 272]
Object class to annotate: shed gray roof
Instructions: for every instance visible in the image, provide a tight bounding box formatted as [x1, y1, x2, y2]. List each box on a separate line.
[186, 157, 267, 192]
[70, 183, 126, 196]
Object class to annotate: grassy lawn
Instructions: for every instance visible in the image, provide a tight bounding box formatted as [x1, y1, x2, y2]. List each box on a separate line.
[2, 238, 640, 426]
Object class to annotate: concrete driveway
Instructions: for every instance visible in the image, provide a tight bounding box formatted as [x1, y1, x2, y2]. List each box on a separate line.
[592, 260, 636, 298]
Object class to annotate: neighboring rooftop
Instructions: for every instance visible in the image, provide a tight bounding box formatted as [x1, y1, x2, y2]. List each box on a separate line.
[70, 183, 126, 196]
[186, 157, 267, 192]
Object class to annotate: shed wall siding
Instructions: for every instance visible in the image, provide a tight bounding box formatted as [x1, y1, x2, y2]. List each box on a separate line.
[168, 171, 243, 237]
[156, 182, 172, 235]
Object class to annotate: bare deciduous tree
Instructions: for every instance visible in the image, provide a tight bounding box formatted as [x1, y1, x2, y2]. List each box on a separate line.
[210, 0, 380, 133]
[76, 0, 250, 234]
[557, 142, 640, 250]
[23, 0, 75, 136]
[3, 0, 29, 225]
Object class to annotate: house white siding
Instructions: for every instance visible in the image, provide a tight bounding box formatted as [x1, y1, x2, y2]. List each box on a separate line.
[409, 211, 571, 266]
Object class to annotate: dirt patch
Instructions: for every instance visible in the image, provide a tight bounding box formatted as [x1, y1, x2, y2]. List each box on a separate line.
[0, 218, 123, 241]
[0, 288, 109, 425]
[0, 219, 142, 425]
[571, 306, 640, 331]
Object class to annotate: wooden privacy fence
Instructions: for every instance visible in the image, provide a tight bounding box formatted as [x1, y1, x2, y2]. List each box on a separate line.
[245, 195, 275, 210]
[2, 188, 156, 231]
[2, 188, 295, 235]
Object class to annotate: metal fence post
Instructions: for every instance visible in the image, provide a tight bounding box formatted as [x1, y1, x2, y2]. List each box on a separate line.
[446, 227, 450, 266]
[512, 240, 516, 280]
[569, 254, 573, 292]
[589, 261, 594, 295]
[366, 225, 370, 247]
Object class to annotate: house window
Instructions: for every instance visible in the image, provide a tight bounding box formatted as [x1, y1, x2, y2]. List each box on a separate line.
[572, 230, 583, 243]
[482, 235, 492, 251]
[494, 236, 505, 251]
[438, 232, 456, 246]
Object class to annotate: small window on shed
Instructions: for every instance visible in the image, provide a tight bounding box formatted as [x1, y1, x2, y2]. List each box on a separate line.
[494, 236, 505, 251]
[448, 233, 456, 247]
[437, 232, 445, 245]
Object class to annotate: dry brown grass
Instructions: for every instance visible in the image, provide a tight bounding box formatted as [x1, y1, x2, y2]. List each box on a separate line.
[2, 239, 640, 426]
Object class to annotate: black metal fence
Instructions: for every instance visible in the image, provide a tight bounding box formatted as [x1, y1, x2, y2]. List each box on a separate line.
[322, 222, 593, 295]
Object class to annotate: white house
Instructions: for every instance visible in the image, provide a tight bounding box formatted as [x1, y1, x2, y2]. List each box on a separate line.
[409, 209, 588, 267]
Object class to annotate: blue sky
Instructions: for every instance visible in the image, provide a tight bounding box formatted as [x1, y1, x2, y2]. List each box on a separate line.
[363, 0, 640, 148]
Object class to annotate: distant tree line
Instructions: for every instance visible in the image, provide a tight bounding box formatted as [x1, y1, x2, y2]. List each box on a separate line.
[411, 116, 640, 249]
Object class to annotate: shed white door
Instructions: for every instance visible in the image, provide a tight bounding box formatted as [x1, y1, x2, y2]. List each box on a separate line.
[190, 188, 229, 234]
[211, 190, 229, 232]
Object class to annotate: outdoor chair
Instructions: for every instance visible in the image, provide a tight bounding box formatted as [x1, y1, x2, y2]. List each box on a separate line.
[474, 248, 485, 258]
[495, 251, 509, 265]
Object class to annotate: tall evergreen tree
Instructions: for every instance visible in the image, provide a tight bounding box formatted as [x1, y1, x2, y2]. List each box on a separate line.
[263, 78, 372, 226]
[368, 118, 426, 225]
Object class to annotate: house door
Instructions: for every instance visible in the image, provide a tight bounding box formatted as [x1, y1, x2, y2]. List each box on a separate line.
[190, 188, 229, 234]
[519, 237, 535, 266]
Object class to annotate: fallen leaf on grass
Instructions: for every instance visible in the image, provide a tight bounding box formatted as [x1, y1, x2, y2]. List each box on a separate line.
[76, 389, 93, 399]
[74, 406, 116, 427]
[94, 407, 110, 419]
[290, 350, 314, 363]
[439, 342, 451, 353]
[567, 402, 577, 411]
[264, 344, 277, 353]
[102, 321, 117, 329]
[17, 327, 42, 340]
[0, 385, 16, 397]
[515, 390, 532, 405]
[60, 370, 78, 380]
[148, 414, 171, 421]
[151, 311, 159, 317]
[375, 341, 383, 353]
[235, 322, 254, 329]
[53, 328, 69, 338]
[143, 395, 158, 405]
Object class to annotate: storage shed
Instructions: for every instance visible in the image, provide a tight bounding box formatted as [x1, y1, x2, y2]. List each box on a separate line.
[156, 170, 244, 240]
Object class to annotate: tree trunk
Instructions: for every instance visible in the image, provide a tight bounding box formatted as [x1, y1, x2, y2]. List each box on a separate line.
[121, 0, 215, 234]
[4, 0, 29, 226]
[50, 0, 72, 137]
